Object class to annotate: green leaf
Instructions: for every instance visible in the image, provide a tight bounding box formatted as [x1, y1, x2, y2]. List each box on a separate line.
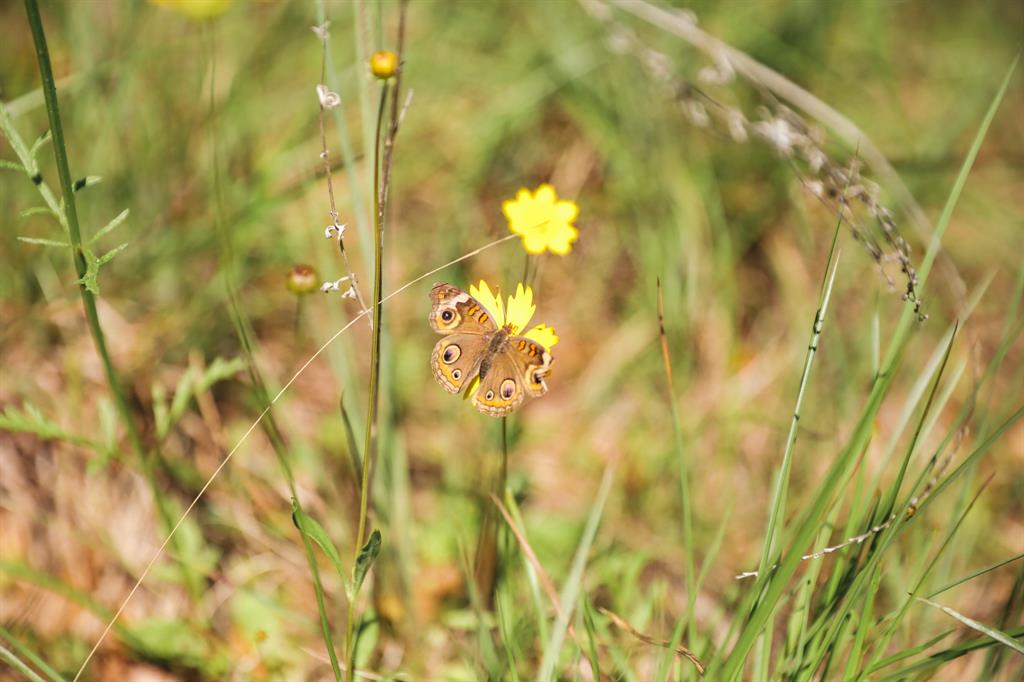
[28, 129, 51, 158]
[76, 249, 101, 294]
[89, 208, 129, 246]
[915, 597, 1024, 656]
[154, 357, 243, 442]
[18, 235, 68, 248]
[539, 464, 616, 682]
[350, 529, 382, 598]
[0, 402, 97, 450]
[0, 159, 26, 173]
[96, 241, 128, 266]
[194, 356, 246, 393]
[0, 625, 64, 682]
[291, 502, 346, 582]
[152, 382, 169, 441]
[76, 242, 128, 295]
[166, 369, 196, 440]
[73, 175, 101, 192]
[581, 596, 602, 682]
[127, 618, 209, 665]
[0, 644, 48, 682]
[18, 206, 59, 220]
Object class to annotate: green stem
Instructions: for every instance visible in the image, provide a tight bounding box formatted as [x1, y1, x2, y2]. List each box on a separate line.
[23, 0, 189, 592]
[24, 0, 143, 466]
[656, 279, 696, 644]
[346, 78, 390, 682]
[199, 22, 342, 679]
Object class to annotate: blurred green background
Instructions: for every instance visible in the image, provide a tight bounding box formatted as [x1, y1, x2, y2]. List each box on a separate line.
[1, 0, 1022, 679]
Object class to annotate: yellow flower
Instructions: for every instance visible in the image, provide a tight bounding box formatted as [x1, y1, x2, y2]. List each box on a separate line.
[468, 281, 559, 348]
[370, 51, 399, 79]
[502, 184, 579, 255]
[149, 0, 233, 20]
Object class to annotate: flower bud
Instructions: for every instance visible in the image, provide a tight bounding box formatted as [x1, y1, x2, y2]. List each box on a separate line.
[369, 51, 399, 79]
[287, 264, 318, 295]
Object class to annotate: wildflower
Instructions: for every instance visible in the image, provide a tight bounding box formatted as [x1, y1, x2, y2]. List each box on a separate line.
[149, 0, 233, 21]
[468, 281, 559, 348]
[502, 184, 579, 256]
[459, 281, 558, 403]
[287, 265, 318, 295]
[370, 51, 399, 80]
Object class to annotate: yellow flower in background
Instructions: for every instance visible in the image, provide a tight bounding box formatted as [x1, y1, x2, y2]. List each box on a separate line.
[502, 184, 579, 255]
[150, 0, 233, 21]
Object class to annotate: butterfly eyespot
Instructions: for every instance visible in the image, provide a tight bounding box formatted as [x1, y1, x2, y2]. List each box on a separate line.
[500, 379, 516, 399]
[485, 390, 494, 401]
[451, 369, 462, 380]
[441, 309, 455, 322]
[442, 344, 461, 364]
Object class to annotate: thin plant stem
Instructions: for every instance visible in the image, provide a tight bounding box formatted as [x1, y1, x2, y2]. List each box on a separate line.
[656, 279, 696, 645]
[346, 43, 399, 676]
[23, 0, 194, 598]
[316, 24, 369, 320]
[201, 23, 343, 680]
[473, 417, 509, 609]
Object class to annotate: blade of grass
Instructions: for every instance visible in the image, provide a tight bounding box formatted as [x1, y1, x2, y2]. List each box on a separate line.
[0, 627, 64, 682]
[929, 553, 1024, 599]
[538, 460, 617, 682]
[656, 278, 696, 644]
[752, 210, 843, 679]
[916, 597, 1024, 656]
[875, 626, 1024, 681]
[982, 559, 1024, 678]
[0, 644, 48, 682]
[582, 596, 603, 682]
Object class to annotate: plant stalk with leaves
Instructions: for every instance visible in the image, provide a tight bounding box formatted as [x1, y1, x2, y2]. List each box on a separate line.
[18, 0, 200, 600]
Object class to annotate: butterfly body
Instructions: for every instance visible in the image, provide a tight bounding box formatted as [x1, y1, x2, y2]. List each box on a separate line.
[429, 283, 553, 417]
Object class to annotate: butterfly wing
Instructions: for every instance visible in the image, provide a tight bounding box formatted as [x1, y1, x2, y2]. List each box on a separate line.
[471, 336, 553, 417]
[429, 283, 499, 335]
[431, 333, 488, 394]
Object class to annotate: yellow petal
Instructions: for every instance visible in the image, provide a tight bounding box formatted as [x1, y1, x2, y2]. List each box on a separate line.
[546, 224, 578, 255]
[468, 280, 505, 326]
[521, 232, 549, 255]
[462, 376, 481, 400]
[504, 283, 536, 334]
[535, 184, 557, 207]
[525, 323, 559, 349]
[554, 200, 579, 224]
[502, 198, 527, 233]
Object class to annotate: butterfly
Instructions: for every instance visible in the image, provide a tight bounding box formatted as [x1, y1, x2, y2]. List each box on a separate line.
[429, 283, 554, 417]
